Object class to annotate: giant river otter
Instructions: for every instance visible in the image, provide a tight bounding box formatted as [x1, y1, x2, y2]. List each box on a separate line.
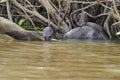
[43, 22, 108, 41]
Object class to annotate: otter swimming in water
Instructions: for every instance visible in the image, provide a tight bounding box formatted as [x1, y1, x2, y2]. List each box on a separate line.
[43, 26, 54, 41]
[43, 22, 108, 41]
[64, 25, 107, 40]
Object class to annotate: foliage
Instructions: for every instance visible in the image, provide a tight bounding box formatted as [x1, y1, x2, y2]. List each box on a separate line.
[18, 18, 27, 26]
[22, 25, 44, 31]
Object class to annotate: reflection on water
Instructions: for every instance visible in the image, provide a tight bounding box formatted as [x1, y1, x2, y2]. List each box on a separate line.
[0, 35, 120, 80]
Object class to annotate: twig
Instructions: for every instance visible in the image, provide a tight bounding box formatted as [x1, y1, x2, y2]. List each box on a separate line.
[6, 0, 13, 21]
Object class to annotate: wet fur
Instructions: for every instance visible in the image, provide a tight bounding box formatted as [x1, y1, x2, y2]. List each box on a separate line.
[65, 23, 108, 40]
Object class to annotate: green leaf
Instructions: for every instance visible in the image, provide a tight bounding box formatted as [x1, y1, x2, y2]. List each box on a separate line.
[18, 18, 27, 26]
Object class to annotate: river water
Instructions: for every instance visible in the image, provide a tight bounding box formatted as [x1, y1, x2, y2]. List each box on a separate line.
[0, 35, 120, 80]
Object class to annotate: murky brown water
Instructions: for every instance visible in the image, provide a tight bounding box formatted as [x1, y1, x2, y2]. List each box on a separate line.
[0, 35, 120, 80]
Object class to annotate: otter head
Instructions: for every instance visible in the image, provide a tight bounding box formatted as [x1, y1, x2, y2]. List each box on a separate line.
[43, 26, 53, 41]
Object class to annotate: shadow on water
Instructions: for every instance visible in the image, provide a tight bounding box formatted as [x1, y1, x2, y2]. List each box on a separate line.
[0, 35, 120, 80]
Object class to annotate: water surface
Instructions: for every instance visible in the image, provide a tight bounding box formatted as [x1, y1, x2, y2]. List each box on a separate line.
[0, 35, 120, 80]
